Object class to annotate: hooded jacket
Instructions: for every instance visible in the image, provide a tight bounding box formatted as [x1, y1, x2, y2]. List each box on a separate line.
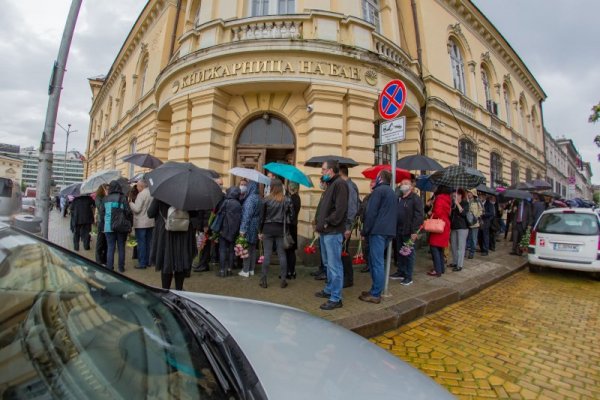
[218, 187, 242, 242]
[362, 181, 397, 238]
[239, 181, 261, 244]
[102, 180, 131, 233]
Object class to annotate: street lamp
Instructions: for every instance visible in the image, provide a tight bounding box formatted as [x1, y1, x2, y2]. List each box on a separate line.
[57, 122, 77, 187]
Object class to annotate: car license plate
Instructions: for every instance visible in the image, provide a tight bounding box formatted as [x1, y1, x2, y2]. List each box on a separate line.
[554, 243, 579, 252]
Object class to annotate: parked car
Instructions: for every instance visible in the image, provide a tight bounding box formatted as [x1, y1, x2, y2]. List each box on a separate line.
[528, 208, 600, 279]
[21, 197, 36, 214]
[0, 223, 452, 399]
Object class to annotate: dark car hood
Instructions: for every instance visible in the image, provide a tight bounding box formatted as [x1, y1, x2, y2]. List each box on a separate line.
[176, 292, 452, 400]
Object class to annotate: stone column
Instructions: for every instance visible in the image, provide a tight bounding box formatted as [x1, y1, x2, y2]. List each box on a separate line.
[167, 97, 191, 162]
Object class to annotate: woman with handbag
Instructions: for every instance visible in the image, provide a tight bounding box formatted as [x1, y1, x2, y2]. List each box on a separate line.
[449, 188, 470, 272]
[258, 179, 292, 289]
[426, 186, 452, 277]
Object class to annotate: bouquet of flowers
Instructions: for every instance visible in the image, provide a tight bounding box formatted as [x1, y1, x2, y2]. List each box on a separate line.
[126, 238, 137, 248]
[257, 241, 264, 264]
[303, 235, 319, 254]
[234, 236, 250, 259]
[519, 227, 531, 253]
[341, 238, 349, 257]
[196, 232, 207, 250]
[352, 238, 366, 265]
[399, 225, 424, 256]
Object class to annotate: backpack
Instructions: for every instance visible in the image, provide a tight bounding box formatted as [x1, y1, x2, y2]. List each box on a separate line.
[165, 206, 190, 232]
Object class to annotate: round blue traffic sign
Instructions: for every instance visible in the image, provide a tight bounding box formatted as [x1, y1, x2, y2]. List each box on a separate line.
[379, 79, 407, 120]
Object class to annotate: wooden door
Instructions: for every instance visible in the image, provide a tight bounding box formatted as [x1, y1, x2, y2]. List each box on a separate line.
[236, 148, 266, 170]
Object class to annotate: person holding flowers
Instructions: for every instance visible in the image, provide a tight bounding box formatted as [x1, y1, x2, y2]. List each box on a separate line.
[258, 179, 293, 289]
[238, 180, 261, 278]
[390, 175, 424, 286]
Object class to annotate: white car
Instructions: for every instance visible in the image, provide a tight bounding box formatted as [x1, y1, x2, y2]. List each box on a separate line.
[528, 208, 600, 279]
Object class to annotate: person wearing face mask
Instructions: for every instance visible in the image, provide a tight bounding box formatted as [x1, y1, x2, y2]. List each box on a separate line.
[238, 178, 249, 201]
[390, 176, 423, 286]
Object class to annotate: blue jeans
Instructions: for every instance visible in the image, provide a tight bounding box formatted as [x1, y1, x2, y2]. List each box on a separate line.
[481, 224, 490, 252]
[396, 234, 416, 281]
[430, 245, 445, 275]
[467, 227, 478, 256]
[135, 227, 153, 268]
[369, 234, 389, 297]
[319, 235, 327, 274]
[321, 233, 343, 302]
[105, 232, 127, 271]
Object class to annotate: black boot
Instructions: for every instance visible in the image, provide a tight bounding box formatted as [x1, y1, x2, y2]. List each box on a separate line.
[259, 276, 268, 288]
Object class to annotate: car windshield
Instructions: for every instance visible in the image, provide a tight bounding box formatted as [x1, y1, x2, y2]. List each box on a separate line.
[0, 227, 231, 399]
[536, 212, 599, 236]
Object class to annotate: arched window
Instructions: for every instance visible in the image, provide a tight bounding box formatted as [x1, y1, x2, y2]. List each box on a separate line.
[129, 139, 137, 178]
[138, 55, 149, 99]
[503, 84, 512, 127]
[482, 68, 497, 115]
[362, 0, 380, 32]
[525, 168, 533, 182]
[519, 97, 528, 139]
[511, 160, 520, 185]
[238, 115, 294, 145]
[490, 152, 502, 187]
[449, 39, 466, 95]
[458, 139, 477, 168]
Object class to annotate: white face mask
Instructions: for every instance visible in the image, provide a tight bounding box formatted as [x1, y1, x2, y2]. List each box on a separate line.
[400, 184, 411, 193]
[240, 185, 248, 194]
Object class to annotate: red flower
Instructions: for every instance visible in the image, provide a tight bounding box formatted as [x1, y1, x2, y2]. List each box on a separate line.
[341, 250, 349, 256]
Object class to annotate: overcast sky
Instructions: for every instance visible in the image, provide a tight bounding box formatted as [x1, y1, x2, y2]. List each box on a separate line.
[0, 0, 598, 182]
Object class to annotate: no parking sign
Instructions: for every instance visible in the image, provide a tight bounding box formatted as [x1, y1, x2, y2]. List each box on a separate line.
[378, 79, 407, 120]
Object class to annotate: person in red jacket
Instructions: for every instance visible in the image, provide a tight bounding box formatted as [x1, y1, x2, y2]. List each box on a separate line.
[427, 186, 452, 277]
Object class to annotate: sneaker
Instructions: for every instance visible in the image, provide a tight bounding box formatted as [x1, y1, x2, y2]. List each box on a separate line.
[238, 271, 250, 278]
[400, 280, 413, 286]
[390, 271, 405, 281]
[314, 290, 331, 298]
[249, 270, 255, 276]
[320, 300, 343, 310]
[358, 293, 381, 304]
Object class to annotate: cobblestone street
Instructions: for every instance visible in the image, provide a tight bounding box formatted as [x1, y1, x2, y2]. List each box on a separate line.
[372, 270, 600, 399]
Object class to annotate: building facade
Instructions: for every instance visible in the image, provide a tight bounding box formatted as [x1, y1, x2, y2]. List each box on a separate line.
[85, 0, 547, 237]
[554, 138, 593, 200]
[19, 148, 85, 190]
[544, 129, 569, 198]
[0, 155, 23, 185]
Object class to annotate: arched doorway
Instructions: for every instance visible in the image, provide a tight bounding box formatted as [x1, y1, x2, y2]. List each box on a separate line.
[235, 114, 295, 171]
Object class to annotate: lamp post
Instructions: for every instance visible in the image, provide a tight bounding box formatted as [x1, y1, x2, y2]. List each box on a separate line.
[57, 123, 77, 186]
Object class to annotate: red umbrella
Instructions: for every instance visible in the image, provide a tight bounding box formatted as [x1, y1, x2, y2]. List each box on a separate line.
[361, 165, 412, 183]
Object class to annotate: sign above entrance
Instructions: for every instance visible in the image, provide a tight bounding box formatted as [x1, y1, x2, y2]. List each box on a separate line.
[379, 116, 406, 145]
[378, 79, 407, 120]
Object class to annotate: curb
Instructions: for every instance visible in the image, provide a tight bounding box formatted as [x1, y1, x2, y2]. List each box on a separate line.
[335, 260, 528, 338]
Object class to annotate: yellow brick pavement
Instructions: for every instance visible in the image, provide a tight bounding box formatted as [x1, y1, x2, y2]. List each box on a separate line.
[372, 270, 600, 400]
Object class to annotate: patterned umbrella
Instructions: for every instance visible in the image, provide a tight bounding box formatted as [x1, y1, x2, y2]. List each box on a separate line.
[429, 165, 485, 189]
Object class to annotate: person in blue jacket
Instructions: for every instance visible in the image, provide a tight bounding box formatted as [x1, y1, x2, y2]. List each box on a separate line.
[360, 170, 398, 304]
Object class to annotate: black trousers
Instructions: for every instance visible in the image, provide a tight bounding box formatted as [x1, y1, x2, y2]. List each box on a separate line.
[512, 222, 526, 254]
[162, 272, 186, 290]
[73, 224, 91, 251]
[342, 237, 353, 285]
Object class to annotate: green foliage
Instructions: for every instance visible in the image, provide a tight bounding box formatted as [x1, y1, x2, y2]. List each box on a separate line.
[594, 191, 600, 204]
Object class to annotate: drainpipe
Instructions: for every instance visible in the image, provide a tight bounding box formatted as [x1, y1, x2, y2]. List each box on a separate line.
[169, 0, 183, 59]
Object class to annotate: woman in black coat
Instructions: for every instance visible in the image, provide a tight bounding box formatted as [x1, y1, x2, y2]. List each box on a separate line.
[70, 194, 95, 251]
[215, 187, 242, 277]
[147, 198, 198, 290]
[285, 182, 301, 279]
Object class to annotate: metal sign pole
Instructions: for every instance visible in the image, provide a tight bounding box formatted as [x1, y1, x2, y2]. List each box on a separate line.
[383, 142, 397, 297]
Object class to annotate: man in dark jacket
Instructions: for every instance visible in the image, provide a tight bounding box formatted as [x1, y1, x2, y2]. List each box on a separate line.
[511, 199, 533, 255]
[314, 160, 348, 310]
[480, 194, 496, 256]
[531, 193, 546, 227]
[390, 176, 424, 285]
[360, 170, 397, 304]
[70, 194, 95, 251]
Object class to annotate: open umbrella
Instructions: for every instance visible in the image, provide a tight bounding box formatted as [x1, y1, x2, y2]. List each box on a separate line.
[416, 175, 437, 192]
[429, 165, 485, 189]
[540, 190, 561, 199]
[501, 189, 532, 200]
[304, 155, 359, 168]
[362, 165, 412, 183]
[474, 184, 496, 196]
[122, 153, 163, 169]
[396, 154, 443, 171]
[229, 167, 271, 185]
[509, 182, 536, 191]
[59, 182, 81, 197]
[263, 162, 313, 187]
[145, 162, 223, 210]
[528, 179, 552, 191]
[80, 170, 121, 194]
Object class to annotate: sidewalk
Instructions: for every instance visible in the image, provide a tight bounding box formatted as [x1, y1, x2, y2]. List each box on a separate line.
[49, 211, 526, 337]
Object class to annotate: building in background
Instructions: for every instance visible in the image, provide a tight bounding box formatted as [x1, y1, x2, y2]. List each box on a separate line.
[85, 0, 548, 236]
[0, 154, 23, 185]
[544, 130, 569, 198]
[18, 147, 85, 190]
[554, 138, 593, 200]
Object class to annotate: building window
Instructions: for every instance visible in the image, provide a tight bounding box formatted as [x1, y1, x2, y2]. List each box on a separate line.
[278, 0, 295, 14]
[525, 168, 532, 182]
[362, 0, 380, 32]
[458, 139, 477, 169]
[117, 83, 126, 121]
[373, 121, 390, 165]
[449, 39, 466, 95]
[482, 68, 497, 116]
[503, 84, 511, 127]
[129, 140, 137, 178]
[511, 161, 519, 185]
[490, 152, 502, 187]
[138, 56, 149, 98]
[251, 0, 295, 16]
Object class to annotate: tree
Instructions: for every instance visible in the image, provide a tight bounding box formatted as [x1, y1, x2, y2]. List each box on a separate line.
[591, 102, 600, 160]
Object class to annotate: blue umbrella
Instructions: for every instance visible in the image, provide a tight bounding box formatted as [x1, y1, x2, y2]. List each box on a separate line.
[416, 175, 437, 192]
[263, 162, 313, 188]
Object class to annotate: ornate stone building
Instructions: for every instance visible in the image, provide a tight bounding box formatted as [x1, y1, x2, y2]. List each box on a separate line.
[86, 0, 547, 235]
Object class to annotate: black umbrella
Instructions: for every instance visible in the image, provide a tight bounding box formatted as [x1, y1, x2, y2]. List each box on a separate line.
[304, 155, 359, 168]
[122, 153, 163, 169]
[145, 162, 223, 211]
[528, 179, 552, 190]
[475, 184, 496, 195]
[114, 177, 132, 195]
[540, 190, 561, 199]
[509, 182, 536, 191]
[396, 154, 443, 171]
[501, 189, 532, 200]
[429, 165, 486, 189]
[59, 182, 81, 197]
